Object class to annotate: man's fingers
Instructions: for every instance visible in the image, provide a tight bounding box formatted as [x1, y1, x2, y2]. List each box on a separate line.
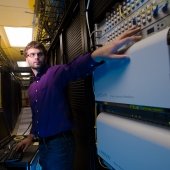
[15, 141, 25, 151]
[117, 26, 141, 40]
[23, 144, 29, 152]
[110, 35, 142, 55]
[131, 35, 142, 42]
[111, 37, 134, 53]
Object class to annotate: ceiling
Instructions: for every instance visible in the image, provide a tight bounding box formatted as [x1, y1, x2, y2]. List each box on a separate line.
[0, 0, 35, 84]
[0, 0, 67, 86]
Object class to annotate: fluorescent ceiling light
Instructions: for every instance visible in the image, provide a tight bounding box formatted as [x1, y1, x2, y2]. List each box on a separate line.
[21, 72, 31, 76]
[22, 77, 30, 80]
[17, 61, 30, 67]
[4, 27, 32, 47]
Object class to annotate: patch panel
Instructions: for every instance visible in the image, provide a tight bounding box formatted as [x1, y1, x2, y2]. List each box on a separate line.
[94, 0, 170, 46]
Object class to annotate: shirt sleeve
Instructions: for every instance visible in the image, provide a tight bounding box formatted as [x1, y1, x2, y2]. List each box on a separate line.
[63, 52, 103, 81]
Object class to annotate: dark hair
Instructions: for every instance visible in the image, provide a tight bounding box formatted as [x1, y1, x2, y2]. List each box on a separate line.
[24, 41, 47, 57]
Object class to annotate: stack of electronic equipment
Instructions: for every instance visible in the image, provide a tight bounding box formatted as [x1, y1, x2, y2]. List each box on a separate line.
[94, 0, 170, 169]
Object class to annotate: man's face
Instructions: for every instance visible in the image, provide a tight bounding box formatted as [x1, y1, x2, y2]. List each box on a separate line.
[26, 48, 45, 70]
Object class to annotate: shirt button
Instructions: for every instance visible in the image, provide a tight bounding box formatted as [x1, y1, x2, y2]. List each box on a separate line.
[36, 89, 38, 92]
[36, 121, 39, 124]
[36, 81, 39, 83]
[35, 99, 38, 102]
[37, 110, 39, 113]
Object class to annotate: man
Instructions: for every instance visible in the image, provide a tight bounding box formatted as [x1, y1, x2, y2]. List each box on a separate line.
[16, 26, 141, 170]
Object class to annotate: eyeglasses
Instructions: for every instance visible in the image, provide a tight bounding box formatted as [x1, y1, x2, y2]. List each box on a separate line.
[27, 52, 44, 58]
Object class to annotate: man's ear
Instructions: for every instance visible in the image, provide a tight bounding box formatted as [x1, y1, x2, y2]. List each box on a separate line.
[25, 58, 29, 65]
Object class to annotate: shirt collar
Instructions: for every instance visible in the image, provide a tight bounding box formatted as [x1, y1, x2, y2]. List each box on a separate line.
[33, 65, 49, 81]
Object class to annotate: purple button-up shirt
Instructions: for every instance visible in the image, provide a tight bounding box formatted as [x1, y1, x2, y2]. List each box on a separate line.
[28, 53, 99, 137]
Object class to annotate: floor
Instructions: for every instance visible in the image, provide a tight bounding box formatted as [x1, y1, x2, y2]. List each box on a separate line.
[12, 107, 32, 136]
